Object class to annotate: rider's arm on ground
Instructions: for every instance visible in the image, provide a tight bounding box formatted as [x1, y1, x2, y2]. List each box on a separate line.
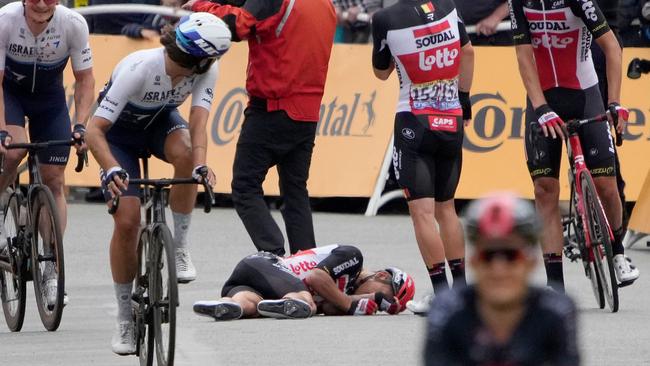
[86, 117, 121, 172]
[318, 292, 377, 315]
[69, 10, 95, 126]
[508, 0, 547, 108]
[371, 10, 395, 80]
[304, 269, 354, 312]
[191, 0, 282, 42]
[189, 63, 219, 166]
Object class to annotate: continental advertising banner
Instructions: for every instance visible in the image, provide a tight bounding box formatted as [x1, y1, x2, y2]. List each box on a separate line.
[62, 37, 650, 200]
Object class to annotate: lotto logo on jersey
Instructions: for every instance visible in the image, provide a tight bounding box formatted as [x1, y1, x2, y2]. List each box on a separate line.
[287, 260, 318, 276]
[531, 33, 574, 49]
[419, 47, 459, 71]
[428, 116, 457, 132]
[581, 0, 598, 21]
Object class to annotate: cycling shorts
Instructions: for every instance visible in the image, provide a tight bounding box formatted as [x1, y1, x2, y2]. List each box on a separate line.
[221, 252, 307, 299]
[101, 109, 188, 199]
[392, 112, 463, 202]
[3, 85, 71, 165]
[524, 86, 616, 180]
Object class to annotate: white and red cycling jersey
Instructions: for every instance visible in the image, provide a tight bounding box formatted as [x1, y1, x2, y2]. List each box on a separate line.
[508, 0, 611, 91]
[281, 244, 363, 297]
[372, 0, 469, 117]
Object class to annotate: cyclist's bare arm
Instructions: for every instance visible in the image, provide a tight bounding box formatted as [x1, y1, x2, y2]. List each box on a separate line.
[514, 44, 547, 109]
[72, 68, 95, 126]
[595, 31, 622, 105]
[86, 117, 120, 172]
[304, 268, 354, 313]
[459, 43, 474, 95]
[188, 106, 210, 167]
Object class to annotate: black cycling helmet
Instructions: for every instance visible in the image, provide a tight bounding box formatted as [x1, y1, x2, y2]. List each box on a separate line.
[464, 192, 540, 245]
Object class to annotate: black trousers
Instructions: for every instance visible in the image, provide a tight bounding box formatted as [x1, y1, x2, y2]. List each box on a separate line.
[231, 105, 317, 256]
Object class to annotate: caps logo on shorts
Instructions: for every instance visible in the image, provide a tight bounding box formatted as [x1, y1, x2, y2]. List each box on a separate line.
[428, 116, 457, 132]
[402, 127, 416, 140]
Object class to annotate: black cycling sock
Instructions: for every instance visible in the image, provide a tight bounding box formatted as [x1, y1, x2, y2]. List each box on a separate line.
[448, 258, 466, 289]
[428, 262, 449, 295]
[543, 253, 565, 293]
[612, 226, 626, 256]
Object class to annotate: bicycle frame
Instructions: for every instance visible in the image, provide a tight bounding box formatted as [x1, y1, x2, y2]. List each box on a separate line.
[565, 117, 615, 260]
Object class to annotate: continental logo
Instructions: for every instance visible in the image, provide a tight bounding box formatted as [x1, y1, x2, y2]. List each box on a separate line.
[210, 88, 379, 145]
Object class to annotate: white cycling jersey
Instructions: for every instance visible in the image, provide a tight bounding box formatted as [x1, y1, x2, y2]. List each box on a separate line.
[0, 2, 92, 93]
[95, 47, 218, 129]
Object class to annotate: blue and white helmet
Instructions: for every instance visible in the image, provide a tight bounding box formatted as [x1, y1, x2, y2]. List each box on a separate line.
[175, 13, 231, 58]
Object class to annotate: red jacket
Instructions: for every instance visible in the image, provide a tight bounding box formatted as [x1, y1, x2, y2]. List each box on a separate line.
[192, 0, 336, 122]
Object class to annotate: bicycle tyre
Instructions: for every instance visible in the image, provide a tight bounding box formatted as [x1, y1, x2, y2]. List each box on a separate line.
[150, 224, 177, 366]
[0, 192, 26, 331]
[136, 230, 154, 366]
[573, 215, 605, 309]
[30, 186, 65, 330]
[581, 173, 619, 312]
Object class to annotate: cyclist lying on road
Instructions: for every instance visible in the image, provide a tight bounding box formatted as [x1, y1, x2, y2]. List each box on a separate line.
[193, 244, 415, 319]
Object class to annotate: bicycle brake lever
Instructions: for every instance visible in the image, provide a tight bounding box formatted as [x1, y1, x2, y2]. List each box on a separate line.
[108, 195, 120, 215]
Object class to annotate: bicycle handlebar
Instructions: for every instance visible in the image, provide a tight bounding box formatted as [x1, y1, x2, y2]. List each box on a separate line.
[0, 138, 88, 174]
[108, 175, 214, 215]
[538, 111, 624, 146]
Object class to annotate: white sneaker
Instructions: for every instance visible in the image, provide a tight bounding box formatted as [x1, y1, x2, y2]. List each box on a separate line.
[176, 248, 197, 283]
[111, 320, 136, 355]
[614, 254, 639, 286]
[406, 294, 432, 315]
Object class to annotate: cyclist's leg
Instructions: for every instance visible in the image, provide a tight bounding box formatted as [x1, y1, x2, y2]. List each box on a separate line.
[29, 92, 72, 232]
[433, 119, 465, 288]
[394, 113, 448, 295]
[524, 99, 564, 292]
[0, 89, 28, 192]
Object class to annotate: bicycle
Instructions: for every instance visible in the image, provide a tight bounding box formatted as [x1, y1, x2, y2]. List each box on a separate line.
[109, 156, 214, 366]
[0, 139, 86, 331]
[559, 113, 620, 312]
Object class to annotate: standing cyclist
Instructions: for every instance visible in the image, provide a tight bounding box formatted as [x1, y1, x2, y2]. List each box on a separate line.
[86, 14, 229, 355]
[371, 0, 474, 314]
[508, 0, 639, 292]
[182, 0, 336, 256]
[0, 0, 95, 303]
[424, 193, 580, 366]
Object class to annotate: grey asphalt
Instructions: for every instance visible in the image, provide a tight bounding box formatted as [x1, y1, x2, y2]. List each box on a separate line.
[1, 203, 650, 365]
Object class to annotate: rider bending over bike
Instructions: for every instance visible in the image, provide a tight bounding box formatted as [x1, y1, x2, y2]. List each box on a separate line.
[193, 244, 415, 320]
[86, 14, 230, 355]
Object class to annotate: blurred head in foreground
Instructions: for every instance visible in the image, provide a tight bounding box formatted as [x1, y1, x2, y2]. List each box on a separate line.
[464, 192, 540, 309]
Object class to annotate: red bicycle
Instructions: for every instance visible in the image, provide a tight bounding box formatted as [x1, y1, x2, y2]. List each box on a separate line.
[560, 113, 620, 312]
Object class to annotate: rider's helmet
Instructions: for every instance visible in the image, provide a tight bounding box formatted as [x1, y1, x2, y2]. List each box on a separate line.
[464, 192, 540, 245]
[384, 267, 415, 312]
[175, 13, 232, 59]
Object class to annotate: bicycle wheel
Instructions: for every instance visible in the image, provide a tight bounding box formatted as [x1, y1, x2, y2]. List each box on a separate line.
[30, 186, 65, 330]
[581, 173, 618, 312]
[0, 192, 26, 331]
[150, 224, 177, 366]
[136, 230, 154, 366]
[573, 215, 605, 309]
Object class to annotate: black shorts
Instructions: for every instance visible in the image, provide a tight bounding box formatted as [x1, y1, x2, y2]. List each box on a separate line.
[101, 109, 188, 200]
[525, 86, 616, 180]
[392, 112, 463, 202]
[221, 252, 307, 299]
[4, 86, 71, 165]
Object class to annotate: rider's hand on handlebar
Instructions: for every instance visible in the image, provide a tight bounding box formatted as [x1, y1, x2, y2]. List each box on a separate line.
[102, 167, 129, 198]
[535, 104, 566, 140]
[607, 102, 629, 134]
[0, 130, 12, 154]
[72, 123, 88, 154]
[192, 165, 216, 187]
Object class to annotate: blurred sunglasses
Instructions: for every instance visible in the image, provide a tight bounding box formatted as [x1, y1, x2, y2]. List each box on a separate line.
[477, 248, 528, 264]
[26, 0, 58, 5]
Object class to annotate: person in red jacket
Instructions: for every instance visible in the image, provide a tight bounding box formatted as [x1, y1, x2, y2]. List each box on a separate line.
[183, 0, 336, 256]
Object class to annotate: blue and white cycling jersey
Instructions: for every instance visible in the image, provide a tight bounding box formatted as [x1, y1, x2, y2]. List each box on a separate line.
[95, 47, 218, 129]
[0, 2, 92, 94]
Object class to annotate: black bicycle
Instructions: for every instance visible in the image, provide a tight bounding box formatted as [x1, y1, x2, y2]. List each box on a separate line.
[110, 156, 213, 366]
[0, 139, 85, 331]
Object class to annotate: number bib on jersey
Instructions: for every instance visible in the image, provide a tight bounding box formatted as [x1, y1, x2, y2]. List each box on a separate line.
[409, 78, 461, 115]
